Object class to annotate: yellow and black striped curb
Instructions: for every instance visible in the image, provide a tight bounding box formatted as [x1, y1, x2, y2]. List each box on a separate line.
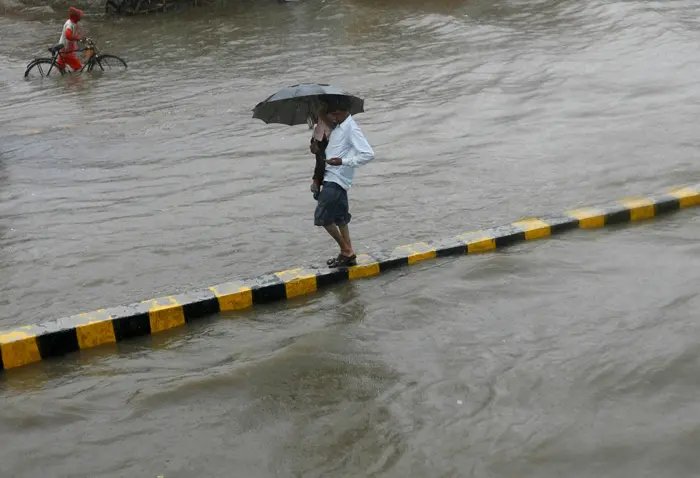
[1, 184, 699, 372]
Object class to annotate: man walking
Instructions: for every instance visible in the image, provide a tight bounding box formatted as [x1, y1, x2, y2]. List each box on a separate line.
[314, 96, 375, 268]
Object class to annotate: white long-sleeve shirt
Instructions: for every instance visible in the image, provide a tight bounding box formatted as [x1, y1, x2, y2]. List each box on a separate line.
[59, 19, 79, 53]
[323, 115, 375, 190]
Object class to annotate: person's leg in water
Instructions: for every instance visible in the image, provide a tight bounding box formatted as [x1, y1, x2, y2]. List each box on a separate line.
[56, 54, 66, 72]
[56, 52, 82, 73]
[64, 53, 82, 72]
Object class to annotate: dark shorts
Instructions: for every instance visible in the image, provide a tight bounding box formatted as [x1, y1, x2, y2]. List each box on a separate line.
[314, 181, 351, 227]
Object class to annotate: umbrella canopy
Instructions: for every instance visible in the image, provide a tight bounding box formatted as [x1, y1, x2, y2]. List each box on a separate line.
[252, 83, 365, 126]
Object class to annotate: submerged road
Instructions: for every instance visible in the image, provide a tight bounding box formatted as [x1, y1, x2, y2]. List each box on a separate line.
[1, 0, 700, 476]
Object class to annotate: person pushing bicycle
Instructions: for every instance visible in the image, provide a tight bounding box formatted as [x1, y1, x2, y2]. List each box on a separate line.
[57, 7, 84, 73]
[23, 11, 127, 79]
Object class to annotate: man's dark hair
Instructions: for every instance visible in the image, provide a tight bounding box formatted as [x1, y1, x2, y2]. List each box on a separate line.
[324, 95, 352, 113]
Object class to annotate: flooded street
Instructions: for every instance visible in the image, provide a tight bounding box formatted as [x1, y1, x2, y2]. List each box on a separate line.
[1, 0, 700, 476]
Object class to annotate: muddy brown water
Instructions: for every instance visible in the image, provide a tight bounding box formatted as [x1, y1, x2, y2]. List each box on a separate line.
[1, 0, 700, 476]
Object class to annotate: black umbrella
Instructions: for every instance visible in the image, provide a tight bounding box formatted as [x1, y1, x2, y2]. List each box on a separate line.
[252, 83, 365, 126]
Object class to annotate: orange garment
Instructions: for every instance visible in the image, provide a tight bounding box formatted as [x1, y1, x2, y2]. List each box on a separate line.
[57, 53, 82, 72]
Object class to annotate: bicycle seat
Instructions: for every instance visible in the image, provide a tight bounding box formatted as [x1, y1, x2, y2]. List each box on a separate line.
[48, 43, 64, 54]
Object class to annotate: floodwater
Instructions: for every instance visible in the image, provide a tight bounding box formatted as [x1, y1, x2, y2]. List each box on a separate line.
[1, 0, 699, 476]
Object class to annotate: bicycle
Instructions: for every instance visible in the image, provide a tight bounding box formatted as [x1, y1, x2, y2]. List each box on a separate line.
[24, 37, 128, 79]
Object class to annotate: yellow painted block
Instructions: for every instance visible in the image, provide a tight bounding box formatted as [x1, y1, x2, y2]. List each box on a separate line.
[76, 317, 116, 349]
[275, 268, 318, 299]
[457, 231, 497, 253]
[394, 243, 437, 264]
[0, 329, 42, 369]
[512, 218, 552, 240]
[209, 283, 253, 312]
[566, 208, 605, 229]
[349, 255, 380, 280]
[468, 238, 496, 253]
[668, 187, 700, 208]
[619, 198, 655, 221]
[144, 297, 186, 333]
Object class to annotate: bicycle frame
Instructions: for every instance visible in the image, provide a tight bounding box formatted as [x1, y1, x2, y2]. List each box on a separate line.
[44, 38, 98, 77]
[44, 50, 60, 77]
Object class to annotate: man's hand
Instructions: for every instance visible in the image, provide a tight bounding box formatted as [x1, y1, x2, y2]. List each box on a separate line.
[310, 142, 319, 154]
[326, 158, 342, 166]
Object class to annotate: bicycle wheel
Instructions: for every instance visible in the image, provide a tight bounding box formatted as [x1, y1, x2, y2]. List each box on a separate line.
[88, 54, 128, 73]
[24, 58, 63, 79]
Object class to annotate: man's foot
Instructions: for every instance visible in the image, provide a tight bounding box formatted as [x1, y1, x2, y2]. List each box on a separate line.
[327, 249, 356, 265]
[328, 254, 357, 268]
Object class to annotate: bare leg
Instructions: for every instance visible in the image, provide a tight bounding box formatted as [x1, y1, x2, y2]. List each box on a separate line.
[323, 224, 354, 256]
[339, 224, 352, 251]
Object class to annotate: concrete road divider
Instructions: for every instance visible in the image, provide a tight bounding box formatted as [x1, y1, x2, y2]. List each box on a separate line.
[2, 184, 699, 372]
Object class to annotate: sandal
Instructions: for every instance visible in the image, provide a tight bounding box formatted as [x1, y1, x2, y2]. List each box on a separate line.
[326, 255, 341, 266]
[328, 254, 357, 268]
